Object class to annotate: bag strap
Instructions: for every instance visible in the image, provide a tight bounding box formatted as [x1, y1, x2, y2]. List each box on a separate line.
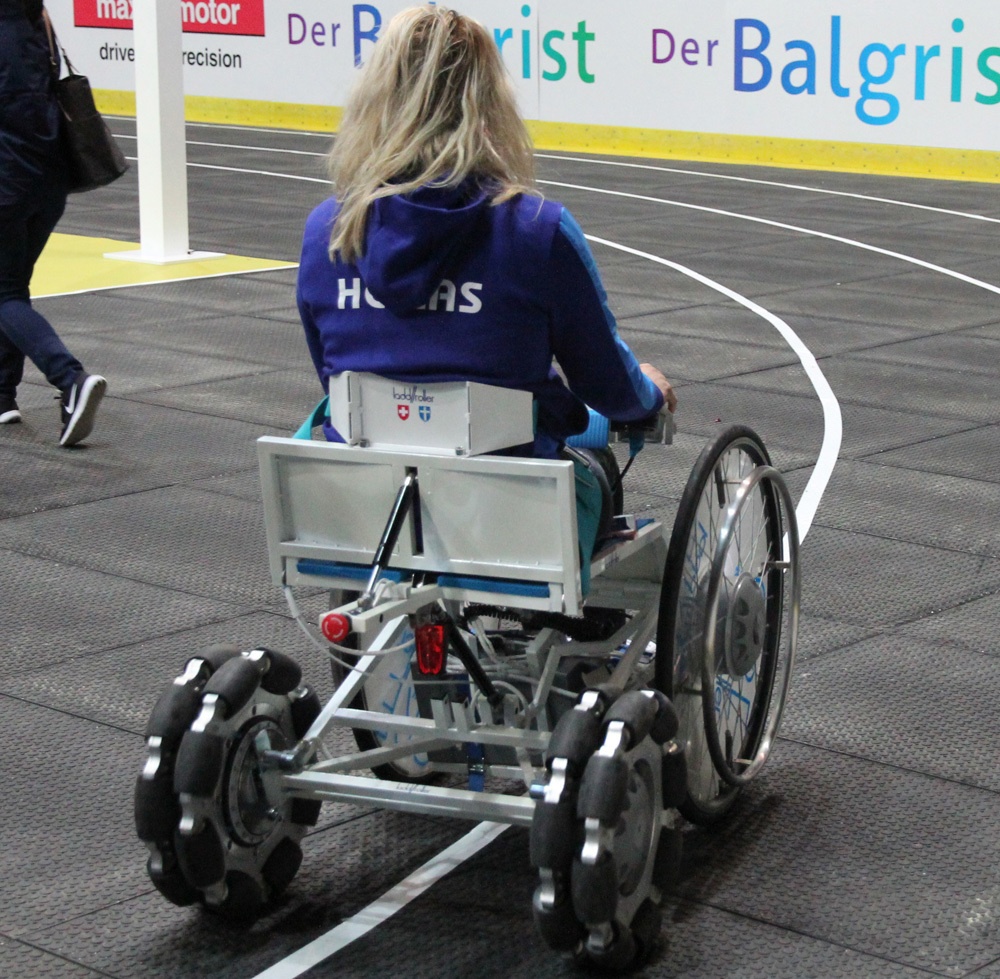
[41, 9, 59, 80]
[40, 8, 76, 79]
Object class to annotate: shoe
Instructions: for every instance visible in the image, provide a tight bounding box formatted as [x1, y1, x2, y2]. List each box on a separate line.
[0, 397, 20, 424]
[59, 372, 107, 447]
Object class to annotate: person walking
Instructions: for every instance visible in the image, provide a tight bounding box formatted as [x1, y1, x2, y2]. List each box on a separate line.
[0, 0, 106, 446]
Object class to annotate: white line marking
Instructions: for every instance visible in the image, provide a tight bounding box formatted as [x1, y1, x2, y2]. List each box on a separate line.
[116, 134, 329, 158]
[249, 821, 508, 979]
[586, 234, 842, 542]
[161, 160, 330, 184]
[537, 153, 1000, 225]
[542, 179, 1000, 297]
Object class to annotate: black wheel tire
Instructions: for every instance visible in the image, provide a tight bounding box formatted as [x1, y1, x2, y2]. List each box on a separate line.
[259, 647, 303, 695]
[656, 425, 782, 826]
[586, 923, 638, 974]
[147, 851, 199, 907]
[533, 694, 665, 972]
[630, 898, 664, 965]
[139, 648, 314, 921]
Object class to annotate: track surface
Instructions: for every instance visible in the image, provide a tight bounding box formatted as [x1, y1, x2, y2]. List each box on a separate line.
[1, 120, 999, 978]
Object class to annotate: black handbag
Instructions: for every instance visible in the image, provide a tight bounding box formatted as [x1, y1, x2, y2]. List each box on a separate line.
[43, 12, 129, 193]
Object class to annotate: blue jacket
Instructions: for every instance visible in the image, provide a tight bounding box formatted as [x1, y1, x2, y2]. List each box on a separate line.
[0, 0, 65, 207]
[297, 181, 664, 456]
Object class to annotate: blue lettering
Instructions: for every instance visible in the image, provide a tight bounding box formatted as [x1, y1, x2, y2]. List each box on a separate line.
[735, 18, 772, 92]
[781, 40, 816, 95]
[915, 45, 941, 100]
[352, 4, 381, 67]
[857, 42, 906, 125]
[830, 16, 850, 96]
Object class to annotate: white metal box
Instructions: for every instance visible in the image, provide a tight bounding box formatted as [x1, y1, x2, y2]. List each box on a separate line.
[328, 372, 533, 456]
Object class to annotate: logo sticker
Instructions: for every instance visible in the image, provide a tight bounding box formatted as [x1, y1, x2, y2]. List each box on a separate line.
[418, 405, 432, 422]
[397, 405, 410, 420]
[73, 0, 266, 36]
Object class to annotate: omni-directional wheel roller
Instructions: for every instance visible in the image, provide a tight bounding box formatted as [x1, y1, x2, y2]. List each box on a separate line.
[530, 688, 684, 971]
[134, 645, 321, 920]
[657, 425, 799, 825]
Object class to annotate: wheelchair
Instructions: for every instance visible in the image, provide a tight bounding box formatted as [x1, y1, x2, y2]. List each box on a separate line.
[133, 372, 800, 971]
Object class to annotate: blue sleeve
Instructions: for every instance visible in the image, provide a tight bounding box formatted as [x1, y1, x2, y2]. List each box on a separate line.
[548, 208, 664, 421]
[297, 202, 335, 392]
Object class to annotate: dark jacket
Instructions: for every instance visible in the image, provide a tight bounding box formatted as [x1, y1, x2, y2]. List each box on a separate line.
[297, 182, 663, 456]
[0, 0, 65, 207]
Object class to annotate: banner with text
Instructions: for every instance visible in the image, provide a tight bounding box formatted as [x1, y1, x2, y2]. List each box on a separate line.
[43, 0, 1000, 152]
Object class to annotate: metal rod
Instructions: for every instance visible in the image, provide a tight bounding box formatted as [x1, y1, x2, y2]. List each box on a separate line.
[358, 472, 418, 610]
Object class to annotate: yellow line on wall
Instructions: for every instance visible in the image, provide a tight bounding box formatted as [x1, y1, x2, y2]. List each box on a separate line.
[94, 89, 1000, 183]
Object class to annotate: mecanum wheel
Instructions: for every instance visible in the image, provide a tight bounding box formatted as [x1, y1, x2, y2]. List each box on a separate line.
[135, 647, 321, 921]
[656, 425, 795, 825]
[531, 690, 681, 971]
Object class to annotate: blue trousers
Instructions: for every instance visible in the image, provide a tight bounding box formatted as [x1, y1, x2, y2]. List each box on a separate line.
[0, 179, 82, 399]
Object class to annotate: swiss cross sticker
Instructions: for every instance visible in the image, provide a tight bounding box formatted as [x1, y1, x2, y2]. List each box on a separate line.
[397, 405, 410, 420]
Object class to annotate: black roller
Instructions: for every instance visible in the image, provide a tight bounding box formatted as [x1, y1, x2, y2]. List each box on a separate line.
[577, 753, 629, 825]
[145, 684, 201, 744]
[290, 686, 322, 739]
[203, 656, 262, 717]
[262, 838, 304, 899]
[208, 871, 265, 923]
[661, 743, 688, 810]
[532, 889, 586, 953]
[147, 852, 199, 907]
[652, 826, 683, 891]
[630, 898, 663, 964]
[530, 796, 579, 870]
[175, 823, 225, 889]
[586, 921, 638, 973]
[546, 708, 602, 774]
[603, 690, 657, 747]
[173, 730, 226, 797]
[648, 690, 680, 744]
[291, 797, 322, 828]
[195, 643, 243, 674]
[134, 771, 181, 842]
[571, 852, 618, 925]
[258, 647, 303, 695]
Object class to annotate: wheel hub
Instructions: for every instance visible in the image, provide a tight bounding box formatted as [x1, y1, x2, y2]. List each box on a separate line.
[722, 573, 766, 677]
[613, 758, 656, 897]
[225, 718, 289, 846]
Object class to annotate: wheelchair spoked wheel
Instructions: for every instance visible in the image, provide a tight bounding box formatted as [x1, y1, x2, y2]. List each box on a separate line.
[328, 591, 435, 783]
[657, 425, 794, 826]
[531, 690, 681, 971]
[134, 645, 322, 920]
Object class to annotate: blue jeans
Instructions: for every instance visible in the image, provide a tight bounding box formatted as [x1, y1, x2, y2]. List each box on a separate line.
[0, 177, 82, 399]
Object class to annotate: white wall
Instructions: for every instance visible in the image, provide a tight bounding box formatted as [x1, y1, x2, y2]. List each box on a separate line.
[46, 0, 1000, 152]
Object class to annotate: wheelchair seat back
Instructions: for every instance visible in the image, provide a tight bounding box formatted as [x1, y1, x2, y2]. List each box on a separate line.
[259, 378, 585, 612]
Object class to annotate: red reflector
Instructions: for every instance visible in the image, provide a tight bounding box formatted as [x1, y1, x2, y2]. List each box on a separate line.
[320, 612, 352, 644]
[415, 623, 446, 675]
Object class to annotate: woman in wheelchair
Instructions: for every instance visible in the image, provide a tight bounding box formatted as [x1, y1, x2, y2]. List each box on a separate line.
[295, 4, 676, 577]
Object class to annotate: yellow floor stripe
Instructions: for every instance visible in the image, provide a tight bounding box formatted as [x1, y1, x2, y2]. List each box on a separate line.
[32, 233, 296, 298]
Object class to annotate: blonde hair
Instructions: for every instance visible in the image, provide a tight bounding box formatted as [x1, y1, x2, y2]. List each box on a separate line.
[327, 5, 537, 263]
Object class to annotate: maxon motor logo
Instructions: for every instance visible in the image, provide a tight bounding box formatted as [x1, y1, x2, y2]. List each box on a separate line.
[74, 0, 265, 36]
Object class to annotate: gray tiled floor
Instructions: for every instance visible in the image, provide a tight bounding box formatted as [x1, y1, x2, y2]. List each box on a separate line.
[1, 120, 998, 978]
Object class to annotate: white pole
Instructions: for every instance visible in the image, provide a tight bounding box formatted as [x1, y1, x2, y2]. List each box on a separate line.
[107, 0, 220, 264]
